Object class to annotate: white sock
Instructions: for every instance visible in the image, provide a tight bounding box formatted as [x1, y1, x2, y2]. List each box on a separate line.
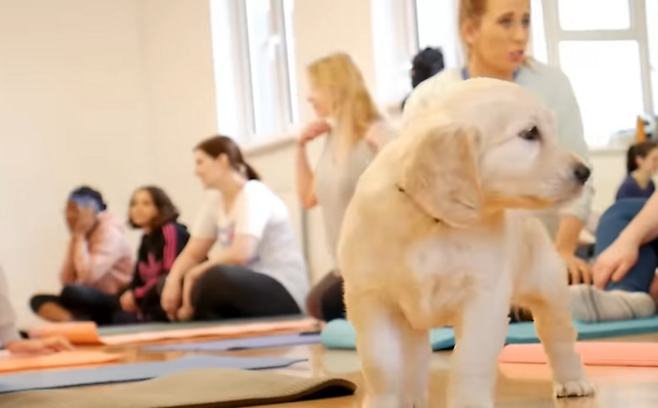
[569, 285, 656, 323]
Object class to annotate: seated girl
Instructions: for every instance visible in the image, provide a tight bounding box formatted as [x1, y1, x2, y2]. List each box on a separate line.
[160, 136, 309, 321]
[616, 141, 658, 201]
[2, 264, 72, 353]
[570, 196, 658, 322]
[117, 186, 189, 323]
[30, 187, 134, 326]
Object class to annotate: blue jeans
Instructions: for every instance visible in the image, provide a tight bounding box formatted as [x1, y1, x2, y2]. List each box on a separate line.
[595, 198, 656, 293]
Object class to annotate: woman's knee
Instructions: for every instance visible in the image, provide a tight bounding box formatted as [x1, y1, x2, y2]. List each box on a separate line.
[191, 266, 230, 306]
[30, 294, 57, 313]
[601, 198, 648, 225]
[596, 200, 647, 255]
[59, 285, 85, 305]
[319, 278, 345, 321]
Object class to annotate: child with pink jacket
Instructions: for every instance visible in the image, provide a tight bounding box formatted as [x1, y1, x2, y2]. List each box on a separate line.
[30, 187, 134, 326]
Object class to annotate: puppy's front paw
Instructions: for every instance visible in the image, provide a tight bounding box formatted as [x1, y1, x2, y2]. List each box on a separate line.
[554, 380, 596, 398]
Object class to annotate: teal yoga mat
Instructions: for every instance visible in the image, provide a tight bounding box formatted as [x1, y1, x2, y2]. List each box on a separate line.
[321, 315, 658, 350]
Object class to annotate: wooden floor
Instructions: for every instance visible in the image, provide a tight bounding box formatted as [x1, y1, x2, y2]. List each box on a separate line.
[73, 332, 658, 407]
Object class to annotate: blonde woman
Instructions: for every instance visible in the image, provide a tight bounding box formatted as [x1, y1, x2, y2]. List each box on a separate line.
[296, 53, 394, 321]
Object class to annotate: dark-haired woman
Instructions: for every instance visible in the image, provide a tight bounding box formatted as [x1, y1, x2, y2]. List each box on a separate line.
[30, 186, 134, 325]
[160, 136, 309, 322]
[117, 186, 190, 323]
[616, 141, 658, 201]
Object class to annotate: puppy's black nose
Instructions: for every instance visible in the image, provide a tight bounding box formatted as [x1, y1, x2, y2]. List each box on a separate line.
[573, 163, 591, 184]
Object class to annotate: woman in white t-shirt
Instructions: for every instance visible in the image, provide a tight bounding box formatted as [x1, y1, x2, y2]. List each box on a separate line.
[160, 136, 309, 321]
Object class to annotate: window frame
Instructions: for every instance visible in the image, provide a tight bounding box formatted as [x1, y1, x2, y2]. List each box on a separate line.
[211, 0, 297, 146]
[540, 0, 654, 141]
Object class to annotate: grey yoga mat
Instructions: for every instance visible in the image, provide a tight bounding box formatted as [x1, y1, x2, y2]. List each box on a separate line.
[144, 333, 321, 352]
[0, 355, 305, 394]
[0, 368, 357, 408]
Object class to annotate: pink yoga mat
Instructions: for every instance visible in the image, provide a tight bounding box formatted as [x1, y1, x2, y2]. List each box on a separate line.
[499, 342, 658, 367]
[0, 350, 123, 373]
[28, 319, 319, 346]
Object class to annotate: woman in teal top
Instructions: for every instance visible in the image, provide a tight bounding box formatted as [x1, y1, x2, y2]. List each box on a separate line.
[405, 0, 594, 287]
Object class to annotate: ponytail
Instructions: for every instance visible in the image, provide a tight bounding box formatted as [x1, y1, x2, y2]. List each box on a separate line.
[243, 162, 261, 181]
[626, 145, 639, 174]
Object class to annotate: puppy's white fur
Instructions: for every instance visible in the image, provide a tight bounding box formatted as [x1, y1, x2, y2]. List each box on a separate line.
[337, 78, 596, 408]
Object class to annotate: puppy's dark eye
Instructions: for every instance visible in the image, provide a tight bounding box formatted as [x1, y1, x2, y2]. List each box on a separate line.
[519, 126, 540, 141]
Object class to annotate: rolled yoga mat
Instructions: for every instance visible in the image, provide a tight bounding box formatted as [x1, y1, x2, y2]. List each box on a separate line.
[0, 367, 357, 408]
[144, 333, 321, 352]
[97, 314, 310, 336]
[28, 317, 319, 346]
[321, 315, 658, 350]
[0, 355, 305, 394]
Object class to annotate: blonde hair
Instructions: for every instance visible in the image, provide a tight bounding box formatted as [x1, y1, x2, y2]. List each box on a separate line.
[307, 53, 381, 158]
[458, 0, 531, 66]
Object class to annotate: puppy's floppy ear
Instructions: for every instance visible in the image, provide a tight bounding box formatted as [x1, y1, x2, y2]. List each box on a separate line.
[398, 119, 482, 228]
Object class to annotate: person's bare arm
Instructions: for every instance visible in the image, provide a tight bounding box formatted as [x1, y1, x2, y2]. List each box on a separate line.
[555, 216, 585, 257]
[296, 143, 318, 209]
[167, 237, 215, 282]
[296, 121, 331, 209]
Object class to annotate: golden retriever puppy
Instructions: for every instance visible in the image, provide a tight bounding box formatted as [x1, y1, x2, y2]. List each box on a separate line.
[337, 77, 596, 408]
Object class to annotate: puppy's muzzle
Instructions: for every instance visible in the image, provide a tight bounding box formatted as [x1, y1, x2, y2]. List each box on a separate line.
[572, 163, 591, 185]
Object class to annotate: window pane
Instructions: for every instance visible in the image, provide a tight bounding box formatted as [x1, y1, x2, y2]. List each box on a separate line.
[283, 0, 299, 124]
[647, 0, 658, 114]
[246, 0, 278, 135]
[559, 41, 644, 146]
[558, 0, 630, 31]
[415, 0, 460, 67]
[530, 0, 547, 63]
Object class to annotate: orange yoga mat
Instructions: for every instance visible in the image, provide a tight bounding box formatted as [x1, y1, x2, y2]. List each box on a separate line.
[499, 342, 658, 367]
[0, 350, 123, 373]
[28, 318, 319, 346]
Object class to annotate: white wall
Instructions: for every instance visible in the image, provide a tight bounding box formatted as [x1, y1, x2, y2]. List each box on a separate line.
[0, 0, 153, 326]
[139, 0, 218, 228]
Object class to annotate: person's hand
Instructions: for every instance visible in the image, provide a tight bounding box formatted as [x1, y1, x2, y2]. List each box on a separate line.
[160, 275, 183, 319]
[5, 336, 73, 355]
[181, 262, 211, 311]
[74, 207, 97, 235]
[592, 238, 639, 289]
[176, 305, 194, 322]
[559, 251, 592, 285]
[120, 290, 137, 313]
[298, 120, 331, 147]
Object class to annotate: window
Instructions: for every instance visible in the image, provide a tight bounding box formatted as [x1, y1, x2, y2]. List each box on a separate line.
[529, 0, 548, 63]
[557, 0, 630, 31]
[414, 0, 461, 68]
[210, 0, 297, 145]
[647, 0, 658, 115]
[539, 0, 655, 146]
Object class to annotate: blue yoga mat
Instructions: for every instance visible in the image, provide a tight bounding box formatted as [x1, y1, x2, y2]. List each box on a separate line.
[0, 355, 305, 394]
[144, 333, 322, 352]
[321, 315, 658, 351]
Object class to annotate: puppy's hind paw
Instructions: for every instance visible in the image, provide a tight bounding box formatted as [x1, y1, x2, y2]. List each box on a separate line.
[554, 380, 596, 398]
